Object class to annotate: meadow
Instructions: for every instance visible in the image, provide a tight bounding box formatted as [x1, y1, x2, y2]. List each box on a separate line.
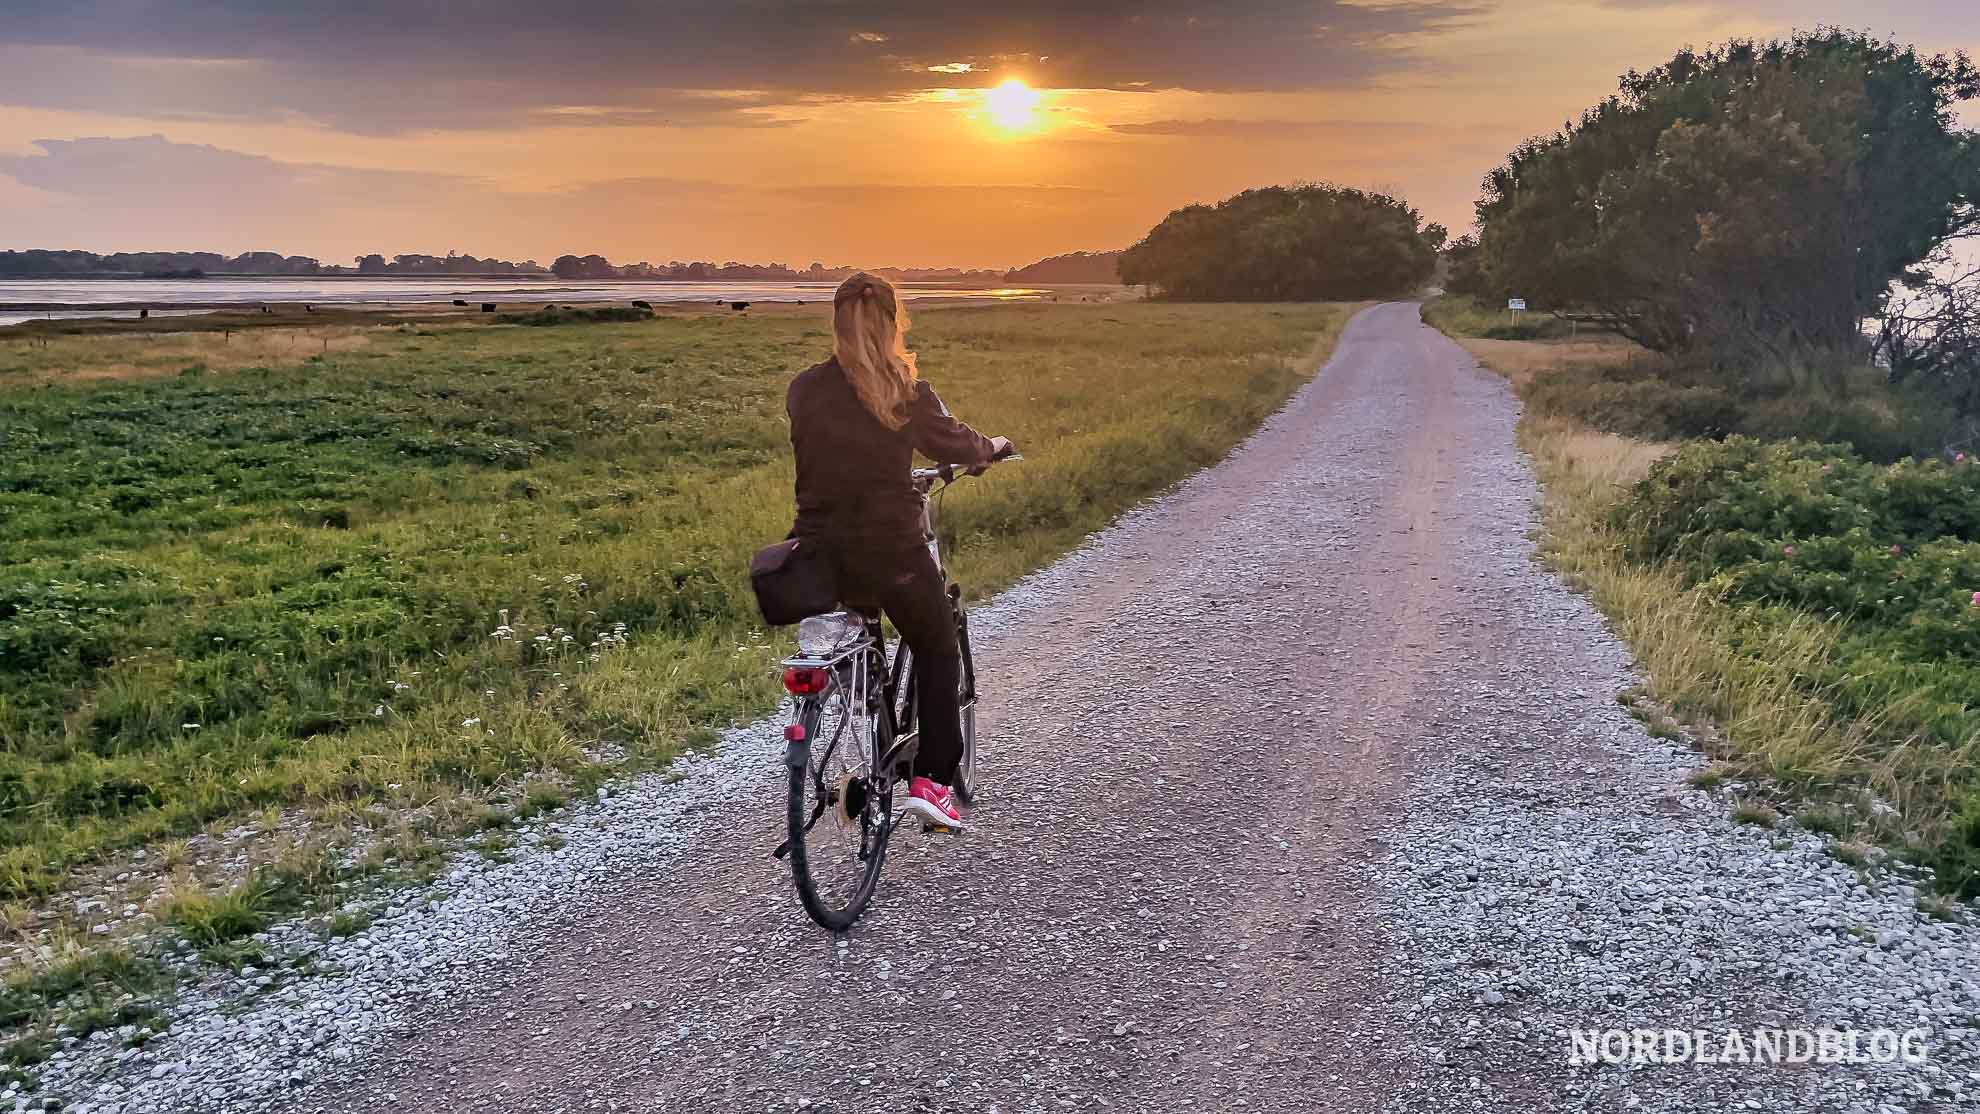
[0, 301, 1354, 905]
[1427, 297, 1980, 897]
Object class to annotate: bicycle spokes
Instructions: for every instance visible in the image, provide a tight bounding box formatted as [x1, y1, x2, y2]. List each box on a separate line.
[784, 647, 896, 930]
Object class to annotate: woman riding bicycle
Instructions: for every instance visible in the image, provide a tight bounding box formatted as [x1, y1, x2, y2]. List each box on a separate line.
[785, 272, 1012, 831]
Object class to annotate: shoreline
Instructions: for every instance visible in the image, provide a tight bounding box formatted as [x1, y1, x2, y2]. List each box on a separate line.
[0, 285, 1135, 335]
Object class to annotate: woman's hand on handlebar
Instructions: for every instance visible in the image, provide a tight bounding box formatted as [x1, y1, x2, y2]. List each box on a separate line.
[966, 436, 1017, 476]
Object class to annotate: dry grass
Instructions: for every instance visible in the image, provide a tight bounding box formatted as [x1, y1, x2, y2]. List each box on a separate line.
[1456, 335, 1644, 393]
[0, 326, 384, 384]
[1521, 408, 1907, 792]
[1456, 330, 1973, 884]
[1730, 798, 1781, 827]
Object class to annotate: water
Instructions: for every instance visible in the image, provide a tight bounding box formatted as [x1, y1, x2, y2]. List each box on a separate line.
[0, 277, 1047, 327]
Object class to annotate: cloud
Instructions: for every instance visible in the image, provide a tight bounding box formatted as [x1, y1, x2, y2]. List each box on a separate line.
[0, 171, 62, 214]
[0, 134, 474, 203]
[0, 2, 1480, 132]
[0, 135, 712, 257]
[0, 134, 1136, 267]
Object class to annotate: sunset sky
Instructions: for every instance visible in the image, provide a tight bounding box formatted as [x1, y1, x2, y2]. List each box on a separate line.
[2, 1, 1977, 269]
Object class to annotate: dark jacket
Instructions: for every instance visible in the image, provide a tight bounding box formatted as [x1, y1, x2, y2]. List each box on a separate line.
[787, 356, 996, 543]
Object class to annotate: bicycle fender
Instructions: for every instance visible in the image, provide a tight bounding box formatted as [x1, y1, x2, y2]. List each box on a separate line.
[783, 738, 809, 769]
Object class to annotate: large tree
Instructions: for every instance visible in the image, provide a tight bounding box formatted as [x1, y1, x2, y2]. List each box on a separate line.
[1118, 184, 1441, 301]
[1474, 30, 1980, 358]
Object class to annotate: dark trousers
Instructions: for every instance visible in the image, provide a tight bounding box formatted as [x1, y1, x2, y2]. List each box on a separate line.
[829, 540, 964, 784]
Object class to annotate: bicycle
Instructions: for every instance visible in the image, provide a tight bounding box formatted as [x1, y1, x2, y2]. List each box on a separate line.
[772, 456, 1015, 930]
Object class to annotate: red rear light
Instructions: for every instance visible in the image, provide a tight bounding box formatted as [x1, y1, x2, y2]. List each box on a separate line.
[784, 723, 806, 742]
[782, 667, 831, 695]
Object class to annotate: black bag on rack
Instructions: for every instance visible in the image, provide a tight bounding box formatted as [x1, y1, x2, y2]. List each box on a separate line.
[747, 537, 838, 626]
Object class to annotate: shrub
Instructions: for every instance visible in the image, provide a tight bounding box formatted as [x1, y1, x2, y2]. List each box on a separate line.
[1619, 438, 1980, 576]
[164, 884, 271, 947]
[500, 306, 653, 327]
[1731, 799, 1780, 827]
[1737, 391, 1962, 464]
[1526, 373, 1743, 441]
[0, 948, 163, 1036]
[1613, 437, 1980, 891]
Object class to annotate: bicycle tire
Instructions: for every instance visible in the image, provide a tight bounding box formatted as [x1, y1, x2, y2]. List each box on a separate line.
[786, 658, 894, 931]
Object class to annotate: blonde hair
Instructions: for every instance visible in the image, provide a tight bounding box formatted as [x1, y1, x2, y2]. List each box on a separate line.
[832, 272, 919, 430]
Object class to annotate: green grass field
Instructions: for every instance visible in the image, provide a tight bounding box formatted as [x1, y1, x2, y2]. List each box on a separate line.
[0, 301, 1353, 901]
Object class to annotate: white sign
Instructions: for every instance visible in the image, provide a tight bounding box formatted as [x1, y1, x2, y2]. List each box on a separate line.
[1508, 298, 1528, 311]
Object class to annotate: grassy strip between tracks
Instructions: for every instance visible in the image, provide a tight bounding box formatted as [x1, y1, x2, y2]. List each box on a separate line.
[1426, 297, 1979, 903]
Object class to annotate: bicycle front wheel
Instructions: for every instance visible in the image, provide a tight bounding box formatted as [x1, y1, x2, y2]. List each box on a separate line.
[953, 604, 978, 803]
[892, 629, 979, 802]
[787, 659, 894, 931]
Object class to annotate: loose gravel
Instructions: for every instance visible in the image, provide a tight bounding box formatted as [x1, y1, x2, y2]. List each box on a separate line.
[29, 302, 1977, 1114]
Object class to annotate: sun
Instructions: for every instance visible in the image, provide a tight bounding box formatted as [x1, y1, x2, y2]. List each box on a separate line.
[983, 78, 1042, 131]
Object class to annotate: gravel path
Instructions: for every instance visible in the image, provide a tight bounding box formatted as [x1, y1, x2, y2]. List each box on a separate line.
[36, 302, 1978, 1114]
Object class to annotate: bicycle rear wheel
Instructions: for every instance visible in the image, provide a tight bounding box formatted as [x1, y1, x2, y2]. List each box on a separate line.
[787, 652, 894, 931]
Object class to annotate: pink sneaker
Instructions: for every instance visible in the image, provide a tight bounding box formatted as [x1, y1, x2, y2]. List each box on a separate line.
[904, 776, 965, 831]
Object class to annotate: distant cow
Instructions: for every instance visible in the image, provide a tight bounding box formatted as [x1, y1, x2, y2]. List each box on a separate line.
[452, 299, 468, 307]
[480, 303, 496, 312]
[631, 300, 652, 310]
[730, 301, 751, 311]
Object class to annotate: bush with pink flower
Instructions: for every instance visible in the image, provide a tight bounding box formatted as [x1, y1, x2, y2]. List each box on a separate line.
[1615, 436, 1980, 892]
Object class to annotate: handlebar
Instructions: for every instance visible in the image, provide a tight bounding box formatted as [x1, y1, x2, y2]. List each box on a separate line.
[911, 452, 1021, 488]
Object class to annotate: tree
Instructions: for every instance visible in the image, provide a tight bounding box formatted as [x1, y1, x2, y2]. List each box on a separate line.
[1442, 235, 1490, 298]
[551, 254, 619, 279]
[1005, 250, 1125, 284]
[1117, 184, 1440, 301]
[1877, 249, 1980, 416]
[1473, 30, 1980, 358]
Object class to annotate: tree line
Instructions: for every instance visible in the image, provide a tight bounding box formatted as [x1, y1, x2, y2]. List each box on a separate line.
[0, 250, 342, 278]
[545, 256, 1005, 283]
[0, 250, 1012, 283]
[1448, 29, 1980, 404]
[0, 249, 550, 278]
